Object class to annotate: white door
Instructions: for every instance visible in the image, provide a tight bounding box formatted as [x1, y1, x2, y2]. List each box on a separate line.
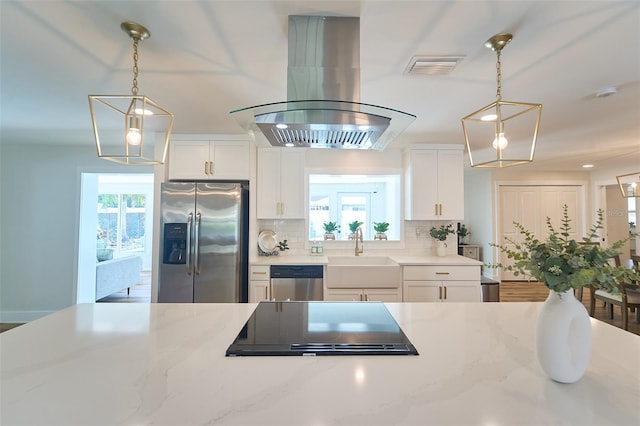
[499, 186, 541, 281]
[498, 185, 584, 281]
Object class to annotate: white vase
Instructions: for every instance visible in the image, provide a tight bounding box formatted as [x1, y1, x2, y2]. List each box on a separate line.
[535, 289, 592, 383]
[436, 241, 447, 256]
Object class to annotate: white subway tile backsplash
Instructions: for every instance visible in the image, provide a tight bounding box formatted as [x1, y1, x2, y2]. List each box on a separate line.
[257, 219, 460, 256]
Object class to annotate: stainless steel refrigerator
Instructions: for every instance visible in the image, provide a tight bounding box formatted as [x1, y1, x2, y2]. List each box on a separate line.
[159, 182, 249, 303]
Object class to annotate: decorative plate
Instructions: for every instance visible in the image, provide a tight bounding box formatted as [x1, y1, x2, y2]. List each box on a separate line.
[258, 230, 278, 253]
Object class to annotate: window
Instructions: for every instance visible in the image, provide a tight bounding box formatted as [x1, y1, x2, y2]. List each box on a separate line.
[309, 174, 400, 241]
[96, 174, 152, 259]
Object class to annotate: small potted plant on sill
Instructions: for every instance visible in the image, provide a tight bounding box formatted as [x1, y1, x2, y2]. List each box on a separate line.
[322, 221, 340, 240]
[430, 224, 456, 256]
[348, 220, 364, 240]
[373, 222, 389, 240]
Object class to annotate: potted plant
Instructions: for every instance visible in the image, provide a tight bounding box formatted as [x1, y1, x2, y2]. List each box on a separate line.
[430, 224, 456, 256]
[277, 239, 289, 253]
[487, 205, 640, 383]
[373, 221, 389, 240]
[322, 221, 340, 240]
[429, 224, 456, 241]
[348, 220, 363, 240]
[458, 224, 471, 244]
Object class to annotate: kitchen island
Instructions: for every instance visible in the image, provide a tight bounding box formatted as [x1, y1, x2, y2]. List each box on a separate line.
[1, 302, 639, 425]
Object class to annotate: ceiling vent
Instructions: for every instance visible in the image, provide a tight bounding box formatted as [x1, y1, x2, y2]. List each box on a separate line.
[404, 56, 464, 76]
[230, 16, 415, 151]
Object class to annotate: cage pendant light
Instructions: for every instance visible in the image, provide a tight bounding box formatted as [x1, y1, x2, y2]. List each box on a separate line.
[462, 33, 542, 168]
[89, 22, 174, 165]
[616, 172, 640, 198]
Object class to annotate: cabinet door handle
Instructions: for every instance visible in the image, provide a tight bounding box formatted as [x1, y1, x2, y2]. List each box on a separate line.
[280, 202, 284, 216]
[439, 204, 443, 216]
[264, 286, 268, 300]
[444, 286, 447, 300]
[210, 161, 214, 175]
[438, 286, 442, 300]
[204, 161, 208, 175]
[435, 204, 438, 216]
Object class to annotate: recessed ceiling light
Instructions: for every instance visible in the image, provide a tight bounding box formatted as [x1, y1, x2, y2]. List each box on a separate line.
[582, 164, 594, 168]
[481, 114, 497, 121]
[276, 123, 288, 129]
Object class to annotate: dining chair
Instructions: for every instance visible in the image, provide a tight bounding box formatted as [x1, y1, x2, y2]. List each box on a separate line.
[589, 255, 640, 330]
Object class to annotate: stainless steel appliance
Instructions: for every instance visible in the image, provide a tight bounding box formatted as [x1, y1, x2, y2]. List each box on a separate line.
[159, 182, 249, 303]
[270, 265, 323, 301]
[226, 301, 419, 356]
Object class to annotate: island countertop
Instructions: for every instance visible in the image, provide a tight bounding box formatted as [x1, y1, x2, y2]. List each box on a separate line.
[1, 302, 639, 425]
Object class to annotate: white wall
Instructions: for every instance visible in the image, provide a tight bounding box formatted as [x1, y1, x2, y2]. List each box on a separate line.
[463, 168, 494, 275]
[0, 143, 153, 322]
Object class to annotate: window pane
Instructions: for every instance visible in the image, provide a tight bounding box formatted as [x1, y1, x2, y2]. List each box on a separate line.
[309, 174, 400, 241]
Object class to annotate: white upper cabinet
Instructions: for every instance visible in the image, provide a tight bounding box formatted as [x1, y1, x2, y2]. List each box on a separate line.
[169, 136, 250, 180]
[404, 146, 464, 220]
[257, 148, 305, 219]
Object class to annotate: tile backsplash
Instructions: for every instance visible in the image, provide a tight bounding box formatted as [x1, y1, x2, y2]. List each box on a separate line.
[256, 219, 460, 257]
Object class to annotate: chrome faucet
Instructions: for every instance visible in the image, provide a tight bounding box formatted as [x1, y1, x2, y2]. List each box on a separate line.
[355, 227, 364, 256]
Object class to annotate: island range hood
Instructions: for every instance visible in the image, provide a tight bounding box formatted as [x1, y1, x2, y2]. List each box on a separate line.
[230, 15, 415, 150]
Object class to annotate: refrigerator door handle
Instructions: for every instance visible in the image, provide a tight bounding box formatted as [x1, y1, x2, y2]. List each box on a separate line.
[186, 213, 193, 275]
[194, 212, 202, 275]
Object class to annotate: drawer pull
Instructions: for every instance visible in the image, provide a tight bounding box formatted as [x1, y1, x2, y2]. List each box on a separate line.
[435, 272, 450, 275]
[252, 271, 267, 275]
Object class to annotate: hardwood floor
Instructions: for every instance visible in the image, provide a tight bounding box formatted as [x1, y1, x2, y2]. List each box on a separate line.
[2, 279, 639, 336]
[500, 281, 640, 336]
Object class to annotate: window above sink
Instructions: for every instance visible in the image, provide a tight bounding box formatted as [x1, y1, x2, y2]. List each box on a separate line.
[308, 174, 400, 241]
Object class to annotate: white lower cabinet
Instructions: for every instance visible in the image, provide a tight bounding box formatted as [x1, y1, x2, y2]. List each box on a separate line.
[403, 265, 481, 302]
[249, 265, 270, 302]
[324, 287, 402, 302]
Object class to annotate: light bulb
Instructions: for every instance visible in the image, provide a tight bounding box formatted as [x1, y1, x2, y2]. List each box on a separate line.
[126, 128, 141, 146]
[492, 132, 508, 150]
[126, 115, 141, 146]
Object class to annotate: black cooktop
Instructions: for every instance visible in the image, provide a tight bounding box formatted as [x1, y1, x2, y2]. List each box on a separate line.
[225, 301, 419, 356]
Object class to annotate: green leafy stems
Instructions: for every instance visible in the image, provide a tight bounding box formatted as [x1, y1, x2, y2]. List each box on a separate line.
[348, 221, 364, 234]
[373, 222, 390, 233]
[429, 224, 456, 241]
[487, 205, 640, 293]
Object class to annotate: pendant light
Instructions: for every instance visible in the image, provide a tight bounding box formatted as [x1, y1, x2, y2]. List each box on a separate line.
[462, 33, 542, 168]
[89, 22, 174, 165]
[616, 172, 640, 198]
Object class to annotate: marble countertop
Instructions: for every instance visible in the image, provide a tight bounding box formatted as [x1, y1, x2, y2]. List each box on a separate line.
[251, 254, 483, 266]
[2, 302, 639, 425]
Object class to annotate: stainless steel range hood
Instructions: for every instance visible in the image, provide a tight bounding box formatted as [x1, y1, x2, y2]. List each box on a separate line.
[230, 15, 415, 150]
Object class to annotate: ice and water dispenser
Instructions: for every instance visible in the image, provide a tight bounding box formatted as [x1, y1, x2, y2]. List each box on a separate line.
[163, 223, 188, 264]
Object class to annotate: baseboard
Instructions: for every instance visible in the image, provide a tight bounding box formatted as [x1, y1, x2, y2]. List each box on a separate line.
[0, 310, 55, 323]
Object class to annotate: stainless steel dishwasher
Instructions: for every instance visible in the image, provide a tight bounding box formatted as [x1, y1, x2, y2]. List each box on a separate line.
[270, 265, 323, 301]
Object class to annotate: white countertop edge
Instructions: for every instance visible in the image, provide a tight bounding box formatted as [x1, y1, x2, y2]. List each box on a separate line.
[250, 254, 483, 266]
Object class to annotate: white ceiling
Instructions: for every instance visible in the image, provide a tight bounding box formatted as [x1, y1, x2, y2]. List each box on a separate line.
[1, 0, 639, 171]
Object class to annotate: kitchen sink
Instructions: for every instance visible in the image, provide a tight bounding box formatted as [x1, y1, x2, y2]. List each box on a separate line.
[326, 256, 401, 288]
